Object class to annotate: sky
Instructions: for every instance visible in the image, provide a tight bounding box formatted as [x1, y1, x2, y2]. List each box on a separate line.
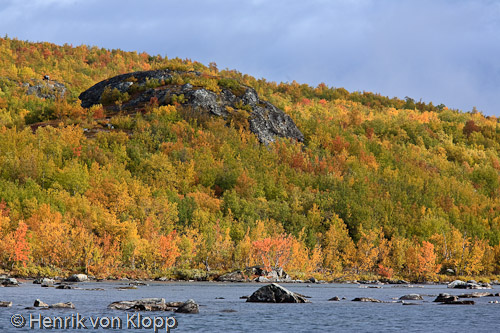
[0, 0, 499, 115]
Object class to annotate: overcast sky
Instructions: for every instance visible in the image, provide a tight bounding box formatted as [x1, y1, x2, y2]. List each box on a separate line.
[0, 0, 499, 115]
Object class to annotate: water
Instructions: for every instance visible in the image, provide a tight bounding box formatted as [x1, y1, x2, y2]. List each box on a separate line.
[1, 281, 499, 332]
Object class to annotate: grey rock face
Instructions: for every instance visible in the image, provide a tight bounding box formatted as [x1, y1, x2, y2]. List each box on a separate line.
[24, 80, 66, 99]
[246, 283, 310, 303]
[79, 70, 304, 144]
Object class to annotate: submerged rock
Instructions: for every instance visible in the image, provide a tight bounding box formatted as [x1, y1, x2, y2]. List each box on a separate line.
[79, 70, 304, 145]
[246, 283, 310, 303]
[352, 297, 383, 303]
[49, 302, 75, 309]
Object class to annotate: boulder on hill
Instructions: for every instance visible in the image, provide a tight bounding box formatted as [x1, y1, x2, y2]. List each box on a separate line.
[79, 69, 304, 145]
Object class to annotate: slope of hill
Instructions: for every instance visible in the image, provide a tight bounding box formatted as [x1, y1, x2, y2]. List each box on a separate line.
[0, 37, 499, 281]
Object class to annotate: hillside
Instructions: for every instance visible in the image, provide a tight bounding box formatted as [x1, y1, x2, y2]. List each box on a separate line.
[0, 37, 499, 281]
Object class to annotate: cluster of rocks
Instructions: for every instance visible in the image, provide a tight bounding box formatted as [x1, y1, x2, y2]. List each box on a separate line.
[79, 69, 304, 145]
[447, 280, 491, 289]
[0, 276, 19, 287]
[24, 79, 66, 100]
[30, 299, 75, 309]
[217, 266, 292, 283]
[109, 298, 199, 314]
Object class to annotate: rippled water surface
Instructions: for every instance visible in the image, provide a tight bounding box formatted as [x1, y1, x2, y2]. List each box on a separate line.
[1, 281, 499, 332]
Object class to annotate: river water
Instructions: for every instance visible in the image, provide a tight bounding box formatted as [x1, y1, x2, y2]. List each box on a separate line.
[1, 281, 499, 332]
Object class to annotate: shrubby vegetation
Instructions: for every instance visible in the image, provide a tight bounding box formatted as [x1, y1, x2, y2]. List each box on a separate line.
[0, 37, 499, 282]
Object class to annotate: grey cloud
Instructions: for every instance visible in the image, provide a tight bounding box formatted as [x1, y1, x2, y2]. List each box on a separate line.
[0, 0, 498, 115]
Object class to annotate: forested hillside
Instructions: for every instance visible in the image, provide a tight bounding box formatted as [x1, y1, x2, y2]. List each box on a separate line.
[1, 37, 499, 282]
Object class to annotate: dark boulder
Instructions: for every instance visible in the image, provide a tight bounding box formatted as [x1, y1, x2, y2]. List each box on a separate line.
[433, 293, 458, 303]
[246, 283, 310, 303]
[328, 296, 340, 301]
[174, 299, 199, 314]
[79, 70, 304, 145]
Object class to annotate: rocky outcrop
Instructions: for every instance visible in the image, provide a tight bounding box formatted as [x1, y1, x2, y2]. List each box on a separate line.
[41, 278, 55, 287]
[217, 266, 291, 283]
[246, 283, 310, 303]
[24, 79, 66, 99]
[79, 70, 304, 144]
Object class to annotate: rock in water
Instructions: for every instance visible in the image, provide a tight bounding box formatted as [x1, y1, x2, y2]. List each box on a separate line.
[399, 294, 424, 301]
[34, 299, 49, 307]
[66, 274, 88, 282]
[433, 293, 459, 303]
[174, 299, 200, 314]
[49, 302, 75, 309]
[351, 297, 383, 303]
[0, 301, 12, 307]
[246, 283, 310, 303]
[79, 70, 304, 145]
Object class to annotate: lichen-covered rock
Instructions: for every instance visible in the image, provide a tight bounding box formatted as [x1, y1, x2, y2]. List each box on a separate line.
[246, 283, 310, 303]
[24, 80, 66, 99]
[79, 70, 304, 144]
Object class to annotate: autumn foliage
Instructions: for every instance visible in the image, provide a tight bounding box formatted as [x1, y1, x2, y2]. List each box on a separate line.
[0, 37, 499, 281]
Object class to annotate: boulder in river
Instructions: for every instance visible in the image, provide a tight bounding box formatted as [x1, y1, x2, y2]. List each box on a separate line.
[0, 301, 12, 307]
[328, 296, 340, 301]
[458, 292, 493, 298]
[41, 278, 55, 287]
[0, 277, 19, 286]
[49, 302, 75, 309]
[433, 293, 459, 303]
[174, 299, 199, 314]
[66, 274, 88, 282]
[246, 283, 310, 303]
[447, 280, 491, 289]
[352, 297, 383, 303]
[399, 294, 424, 301]
[34, 299, 49, 307]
